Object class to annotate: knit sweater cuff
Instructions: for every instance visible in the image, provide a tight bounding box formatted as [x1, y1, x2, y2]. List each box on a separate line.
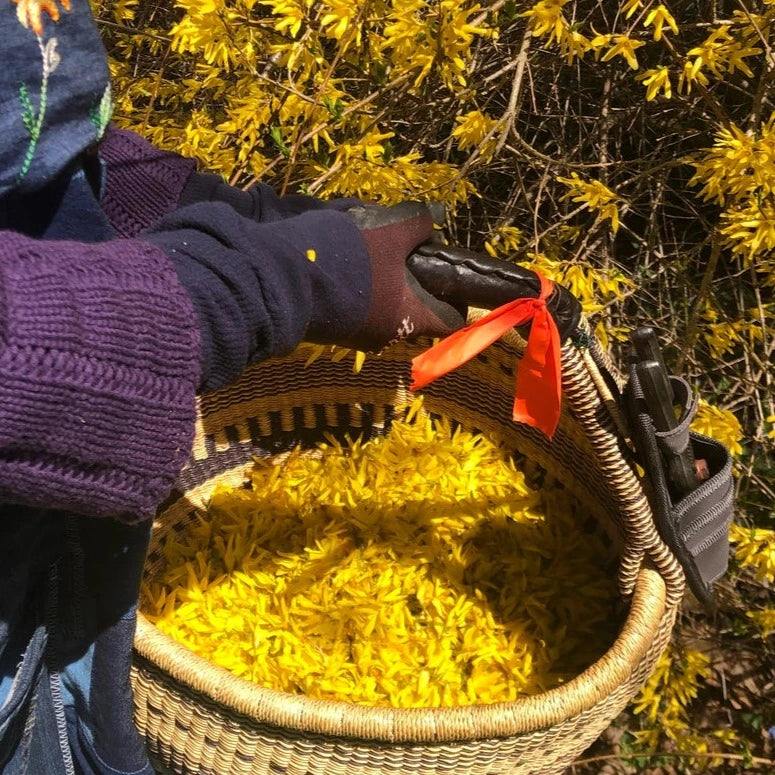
[99, 126, 196, 238]
[0, 233, 200, 521]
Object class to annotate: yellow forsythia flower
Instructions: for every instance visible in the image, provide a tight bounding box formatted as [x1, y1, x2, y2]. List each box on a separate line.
[644, 4, 679, 41]
[621, 0, 642, 19]
[678, 57, 710, 93]
[746, 608, 775, 638]
[522, 0, 570, 44]
[484, 225, 523, 257]
[632, 647, 710, 730]
[588, 32, 612, 59]
[260, 0, 305, 38]
[691, 117, 775, 205]
[720, 198, 775, 261]
[637, 66, 672, 100]
[691, 402, 744, 457]
[747, 607, 775, 637]
[730, 525, 775, 583]
[687, 26, 761, 80]
[451, 110, 499, 160]
[320, 0, 364, 46]
[556, 172, 621, 232]
[601, 35, 646, 70]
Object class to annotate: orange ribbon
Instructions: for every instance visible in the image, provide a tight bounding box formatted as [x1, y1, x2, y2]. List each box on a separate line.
[410, 273, 562, 438]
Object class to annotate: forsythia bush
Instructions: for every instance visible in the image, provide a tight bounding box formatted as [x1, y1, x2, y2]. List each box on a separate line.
[98, 0, 774, 767]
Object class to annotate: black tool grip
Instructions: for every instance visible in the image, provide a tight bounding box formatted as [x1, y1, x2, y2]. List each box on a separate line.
[407, 242, 582, 342]
[632, 326, 669, 374]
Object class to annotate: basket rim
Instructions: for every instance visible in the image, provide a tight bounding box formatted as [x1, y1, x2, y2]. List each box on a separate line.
[134, 564, 666, 744]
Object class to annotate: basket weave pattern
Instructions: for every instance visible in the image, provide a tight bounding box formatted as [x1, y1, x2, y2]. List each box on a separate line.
[133, 325, 684, 775]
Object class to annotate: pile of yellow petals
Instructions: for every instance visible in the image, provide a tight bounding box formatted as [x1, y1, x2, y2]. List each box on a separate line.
[142, 400, 620, 708]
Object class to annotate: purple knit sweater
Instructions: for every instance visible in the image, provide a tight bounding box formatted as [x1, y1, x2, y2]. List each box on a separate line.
[0, 230, 200, 521]
[0, 131, 200, 521]
[100, 127, 197, 237]
[1, 127, 202, 521]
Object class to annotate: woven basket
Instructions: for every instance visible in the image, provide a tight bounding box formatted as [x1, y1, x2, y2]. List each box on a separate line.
[132, 316, 685, 775]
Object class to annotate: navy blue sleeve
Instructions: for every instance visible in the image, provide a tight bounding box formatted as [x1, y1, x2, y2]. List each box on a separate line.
[143, 202, 371, 392]
[179, 171, 361, 224]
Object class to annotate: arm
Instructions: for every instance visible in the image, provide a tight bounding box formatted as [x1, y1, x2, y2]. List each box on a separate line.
[143, 200, 466, 392]
[99, 126, 357, 237]
[145, 201, 372, 391]
[0, 198, 460, 517]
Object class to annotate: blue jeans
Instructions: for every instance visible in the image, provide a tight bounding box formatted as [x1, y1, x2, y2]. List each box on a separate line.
[0, 510, 155, 775]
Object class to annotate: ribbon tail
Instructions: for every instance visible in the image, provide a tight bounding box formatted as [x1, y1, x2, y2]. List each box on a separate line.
[512, 308, 563, 438]
[410, 299, 534, 391]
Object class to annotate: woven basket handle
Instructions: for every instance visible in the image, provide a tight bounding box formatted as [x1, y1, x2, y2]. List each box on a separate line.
[408, 242, 582, 341]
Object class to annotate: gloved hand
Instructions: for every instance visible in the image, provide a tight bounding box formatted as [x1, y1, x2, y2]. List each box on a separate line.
[143, 195, 580, 393]
[142, 200, 466, 391]
[338, 202, 466, 351]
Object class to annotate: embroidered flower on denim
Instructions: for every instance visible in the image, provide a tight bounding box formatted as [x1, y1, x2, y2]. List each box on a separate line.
[13, 0, 70, 36]
[11, 0, 70, 181]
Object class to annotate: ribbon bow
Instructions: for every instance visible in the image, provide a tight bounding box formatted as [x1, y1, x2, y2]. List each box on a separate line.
[410, 273, 563, 438]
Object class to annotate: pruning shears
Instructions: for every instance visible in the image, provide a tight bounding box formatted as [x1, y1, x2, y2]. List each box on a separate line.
[631, 326, 708, 499]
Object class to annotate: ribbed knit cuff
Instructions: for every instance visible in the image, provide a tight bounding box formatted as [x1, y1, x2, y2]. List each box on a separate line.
[99, 126, 196, 238]
[0, 233, 200, 521]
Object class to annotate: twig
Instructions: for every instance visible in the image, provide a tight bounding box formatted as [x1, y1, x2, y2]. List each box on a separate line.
[471, 0, 510, 28]
[95, 17, 170, 43]
[307, 160, 343, 194]
[494, 28, 531, 155]
[142, 45, 170, 132]
[749, 261, 775, 419]
[599, 74, 612, 267]
[676, 234, 723, 372]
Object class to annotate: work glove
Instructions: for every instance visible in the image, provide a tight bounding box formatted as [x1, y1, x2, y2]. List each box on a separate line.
[406, 241, 582, 341]
[338, 202, 466, 351]
[345, 202, 581, 346]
